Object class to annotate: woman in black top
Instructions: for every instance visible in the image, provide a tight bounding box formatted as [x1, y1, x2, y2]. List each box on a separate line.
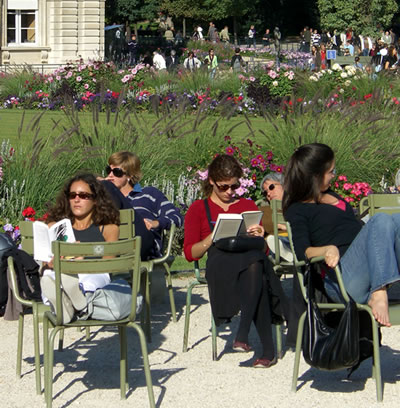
[283, 143, 400, 327]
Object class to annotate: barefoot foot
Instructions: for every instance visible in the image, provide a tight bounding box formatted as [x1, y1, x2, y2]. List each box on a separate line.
[368, 288, 391, 327]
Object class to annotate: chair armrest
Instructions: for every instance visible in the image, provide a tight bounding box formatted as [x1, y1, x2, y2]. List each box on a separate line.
[152, 223, 176, 265]
[7, 256, 33, 307]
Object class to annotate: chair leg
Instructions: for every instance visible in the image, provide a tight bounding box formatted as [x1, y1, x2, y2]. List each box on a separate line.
[119, 326, 127, 399]
[16, 313, 24, 379]
[183, 280, 200, 352]
[85, 327, 90, 341]
[275, 324, 283, 359]
[58, 329, 64, 351]
[130, 322, 155, 408]
[145, 269, 152, 342]
[32, 304, 42, 395]
[164, 262, 177, 322]
[211, 315, 217, 361]
[45, 326, 60, 408]
[370, 314, 383, 402]
[291, 312, 306, 392]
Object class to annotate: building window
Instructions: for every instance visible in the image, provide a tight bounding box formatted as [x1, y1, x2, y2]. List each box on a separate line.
[7, 10, 37, 45]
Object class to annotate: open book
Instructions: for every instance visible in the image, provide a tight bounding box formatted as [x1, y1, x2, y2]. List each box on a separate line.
[211, 211, 263, 242]
[33, 219, 76, 262]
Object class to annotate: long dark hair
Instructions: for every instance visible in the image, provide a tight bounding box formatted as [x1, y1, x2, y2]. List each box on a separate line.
[47, 173, 120, 225]
[202, 154, 243, 197]
[282, 143, 335, 213]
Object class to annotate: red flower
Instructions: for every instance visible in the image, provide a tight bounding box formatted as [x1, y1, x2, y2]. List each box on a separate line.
[22, 207, 36, 217]
[364, 93, 372, 100]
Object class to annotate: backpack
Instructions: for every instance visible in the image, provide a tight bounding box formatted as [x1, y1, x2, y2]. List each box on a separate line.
[0, 243, 42, 316]
[233, 56, 242, 71]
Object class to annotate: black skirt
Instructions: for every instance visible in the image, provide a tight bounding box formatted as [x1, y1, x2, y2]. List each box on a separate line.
[205, 246, 267, 326]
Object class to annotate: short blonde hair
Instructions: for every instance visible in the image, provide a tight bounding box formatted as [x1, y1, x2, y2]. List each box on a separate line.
[108, 151, 143, 185]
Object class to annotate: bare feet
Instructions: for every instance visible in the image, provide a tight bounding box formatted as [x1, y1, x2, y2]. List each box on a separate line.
[368, 288, 391, 327]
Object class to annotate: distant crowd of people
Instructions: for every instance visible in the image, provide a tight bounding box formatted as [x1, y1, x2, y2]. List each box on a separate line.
[300, 26, 399, 73]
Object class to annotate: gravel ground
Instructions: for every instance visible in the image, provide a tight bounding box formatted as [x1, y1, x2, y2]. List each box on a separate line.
[1, 276, 400, 408]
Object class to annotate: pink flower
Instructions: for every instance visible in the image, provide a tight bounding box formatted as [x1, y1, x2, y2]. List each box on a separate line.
[84, 83, 89, 89]
[343, 183, 353, 191]
[76, 76, 82, 82]
[250, 158, 259, 167]
[225, 146, 234, 155]
[338, 175, 347, 181]
[197, 170, 208, 180]
[268, 70, 278, 79]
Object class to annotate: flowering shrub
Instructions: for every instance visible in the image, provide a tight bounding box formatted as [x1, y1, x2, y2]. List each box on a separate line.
[332, 174, 372, 207]
[259, 67, 295, 97]
[187, 136, 284, 202]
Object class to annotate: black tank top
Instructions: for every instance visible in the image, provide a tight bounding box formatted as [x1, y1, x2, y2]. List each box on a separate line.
[73, 224, 105, 243]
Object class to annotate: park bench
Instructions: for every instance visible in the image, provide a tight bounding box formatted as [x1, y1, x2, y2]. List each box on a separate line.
[332, 55, 371, 67]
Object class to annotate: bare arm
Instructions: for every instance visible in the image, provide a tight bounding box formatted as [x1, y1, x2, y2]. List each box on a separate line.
[102, 224, 120, 242]
[305, 245, 340, 268]
[190, 233, 213, 260]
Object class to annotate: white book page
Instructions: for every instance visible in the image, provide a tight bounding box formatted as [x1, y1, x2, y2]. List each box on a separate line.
[239, 211, 263, 235]
[212, 213, 243, 242]
[33, 221, 52, 262]
[48, 219, 76, 243]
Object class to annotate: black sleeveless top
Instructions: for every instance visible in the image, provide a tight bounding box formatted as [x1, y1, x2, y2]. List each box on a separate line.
[73, 224, 105, 243]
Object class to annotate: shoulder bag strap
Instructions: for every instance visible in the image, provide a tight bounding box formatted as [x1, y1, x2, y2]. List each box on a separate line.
[203, 199, 214, 233]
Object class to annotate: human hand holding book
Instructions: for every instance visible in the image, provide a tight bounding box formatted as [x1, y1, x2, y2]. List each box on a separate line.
[211, 211, 263, 242]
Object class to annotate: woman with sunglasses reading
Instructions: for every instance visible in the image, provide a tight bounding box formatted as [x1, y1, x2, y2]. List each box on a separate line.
[184, 154, 288, 368]
[40, 173, 120, 323]
[105, 151, 183, 259]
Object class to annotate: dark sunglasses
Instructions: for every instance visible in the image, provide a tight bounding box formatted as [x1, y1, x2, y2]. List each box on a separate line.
[264, 183, 280, 194]
[105, 165, 126, 178]
[68, 192, 94, 200]
[215, 182, 241, 192]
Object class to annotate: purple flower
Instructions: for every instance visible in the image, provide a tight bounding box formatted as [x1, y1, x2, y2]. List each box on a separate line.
[3, 223, 14, 232]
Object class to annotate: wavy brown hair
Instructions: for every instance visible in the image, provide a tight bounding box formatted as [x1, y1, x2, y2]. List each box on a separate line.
[202, 154, 243, 197]
[47, 173, 120, 226]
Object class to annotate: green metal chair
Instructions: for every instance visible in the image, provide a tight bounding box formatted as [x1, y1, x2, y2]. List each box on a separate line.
[359, 193, 400, 217]
[43, 237, 155, 408]
[182, 260, 217, 359]
[7, 220, 63, 395]
[140, 223, 178, 338]
[286, 220, 400, 402]
[182, 260, 283, 360]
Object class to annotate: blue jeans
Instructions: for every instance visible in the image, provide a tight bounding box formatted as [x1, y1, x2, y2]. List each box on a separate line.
[324, 213, 400, 304]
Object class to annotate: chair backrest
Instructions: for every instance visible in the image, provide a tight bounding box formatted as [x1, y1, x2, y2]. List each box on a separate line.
[362, 194, 400, 217]
[269, 199, 286, 265]
[52, 236, 141, 325]
[19, 221, 35, 255]
[119, 209, 135, 240]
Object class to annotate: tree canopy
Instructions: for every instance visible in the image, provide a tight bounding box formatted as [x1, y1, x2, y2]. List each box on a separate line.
[317, 0, 399, 36]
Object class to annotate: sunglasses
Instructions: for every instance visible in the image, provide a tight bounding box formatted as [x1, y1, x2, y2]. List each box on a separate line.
[105, 165, 126, 178]
[215, 182, 241, 192]
[264, 183, 280, 194]
[68, 192, 94, 200]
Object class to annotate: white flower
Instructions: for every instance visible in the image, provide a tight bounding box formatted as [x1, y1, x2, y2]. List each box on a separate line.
[344, 80, 351, 87]
[327, 69, 332, 74]
[272, 80, 279, 87]
[339, 88, 344, 94]
[309, 75, 318, 82]
[340, 72, 348, 79]
[332, 63, 343, 71]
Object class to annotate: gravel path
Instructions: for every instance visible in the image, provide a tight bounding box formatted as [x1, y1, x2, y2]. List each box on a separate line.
[1, 276, 400, 408]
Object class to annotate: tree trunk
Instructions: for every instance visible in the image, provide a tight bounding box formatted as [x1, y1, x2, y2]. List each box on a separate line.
[134, 23, 138, 37]
[183, 17, 186, 38]
[233, 16, 238, 45]
[125, 21, 131, 39]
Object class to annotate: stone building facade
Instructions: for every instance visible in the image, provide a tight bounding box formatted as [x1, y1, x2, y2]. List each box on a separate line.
[0, 0, 105, 65]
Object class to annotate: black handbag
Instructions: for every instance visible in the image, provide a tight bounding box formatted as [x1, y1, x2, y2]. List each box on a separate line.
[302, 262, 360, 371]
[203, 200, 265, 253]
[214, 235, 265, 252]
